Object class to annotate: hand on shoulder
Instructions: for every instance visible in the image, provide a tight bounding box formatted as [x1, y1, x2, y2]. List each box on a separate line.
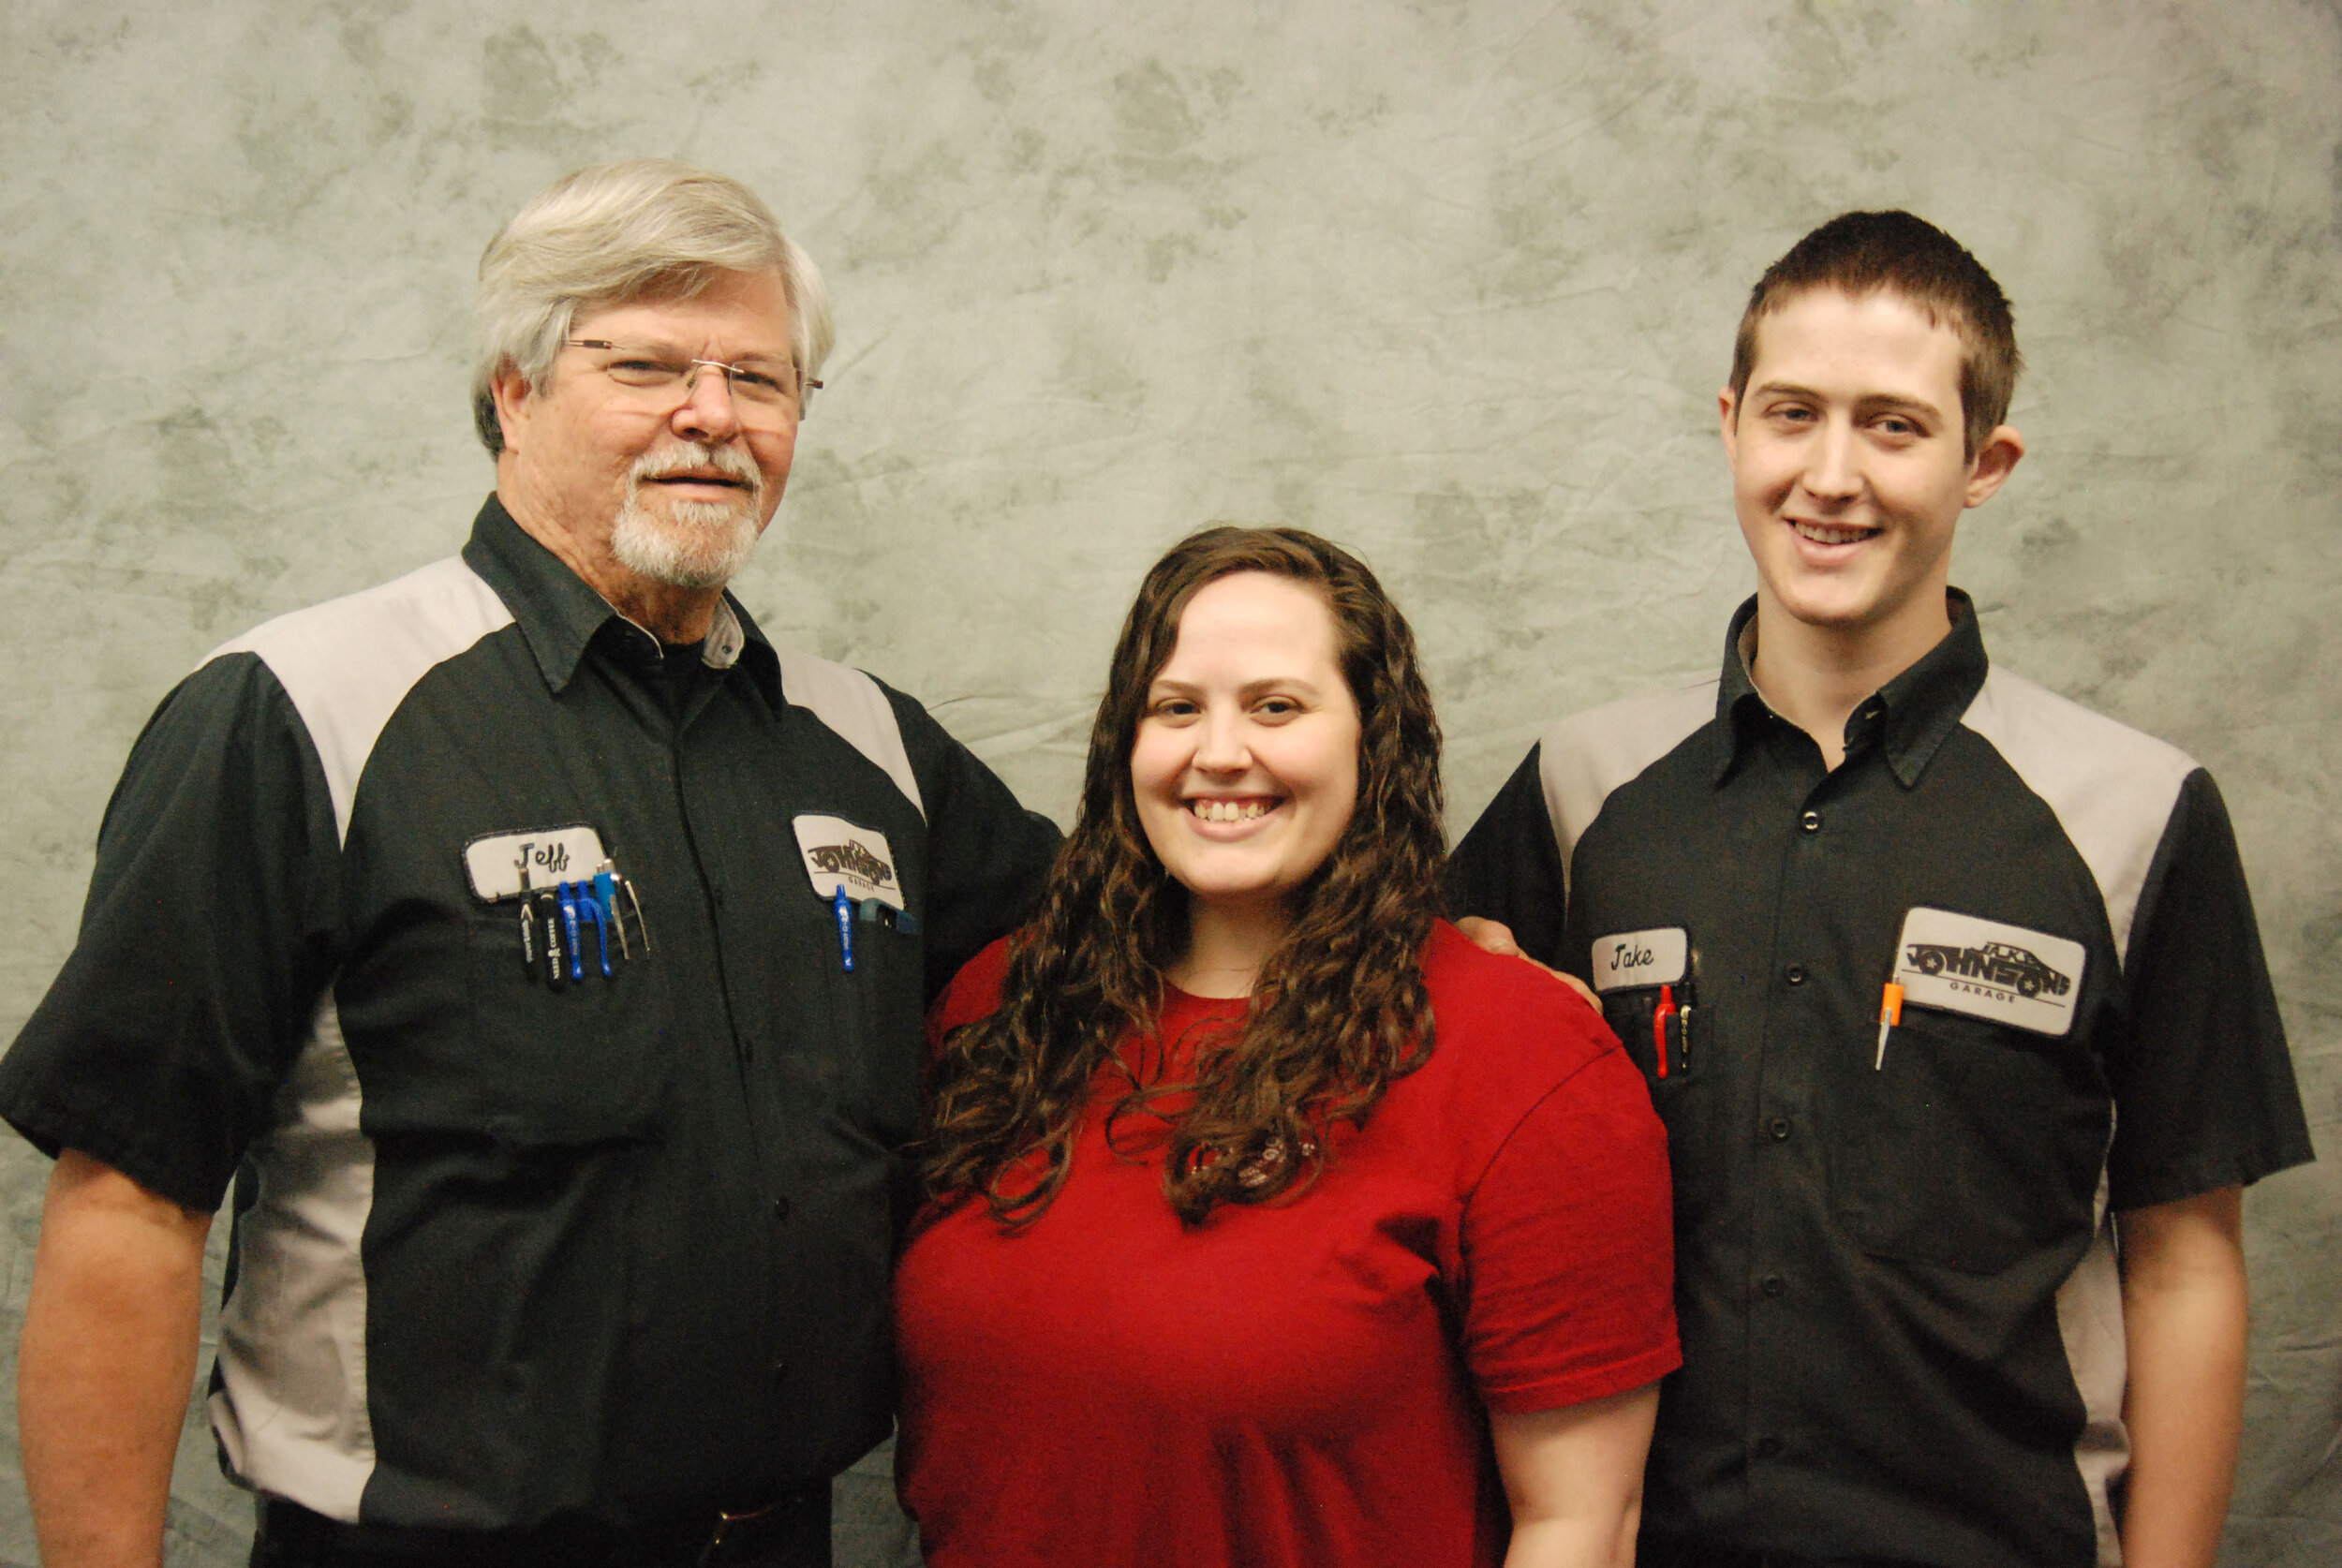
[1452, 917, 1601, 1012]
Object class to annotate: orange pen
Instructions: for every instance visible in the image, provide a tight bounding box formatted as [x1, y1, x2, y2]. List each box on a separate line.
[1875, 982, 1904, 1070]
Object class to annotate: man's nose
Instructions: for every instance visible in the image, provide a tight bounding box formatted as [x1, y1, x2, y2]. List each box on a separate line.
[1802, 419, 1862, 499]
[672, 362, 746, 441]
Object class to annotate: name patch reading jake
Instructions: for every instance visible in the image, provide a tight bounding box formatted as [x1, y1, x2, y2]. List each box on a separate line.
[1892, 907, 2086, 1037]
[793, 815, 904, 910]
[463, 825, 609, 902]
[1591, 926, 1689, 993]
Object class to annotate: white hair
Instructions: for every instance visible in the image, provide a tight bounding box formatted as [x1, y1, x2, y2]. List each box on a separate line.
[471, 158, 835, 453]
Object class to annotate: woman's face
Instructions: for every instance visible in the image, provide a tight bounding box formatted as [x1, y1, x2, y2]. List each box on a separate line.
[1130, 571, 1362, 922]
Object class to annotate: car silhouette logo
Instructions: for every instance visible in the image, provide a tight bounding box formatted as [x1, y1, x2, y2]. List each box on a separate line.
[1903, 939, 2072, 999]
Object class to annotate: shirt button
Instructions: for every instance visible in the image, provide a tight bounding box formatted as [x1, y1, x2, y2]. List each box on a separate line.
[1769, 1117, 1791, 1141]
[1755, 1436, 1783, 1459]
[1785, 963, 1807, 985]
[771, 1195, 793, 1223]
[1800, 809, 1822, 833]
[1761, 1275, 1786, 1297]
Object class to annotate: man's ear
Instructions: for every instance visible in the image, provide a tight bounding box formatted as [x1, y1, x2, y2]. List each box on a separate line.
[1964, 424, 2025, 508]
[1718, 387, 1742, 464]
[489, 364, 536, 453]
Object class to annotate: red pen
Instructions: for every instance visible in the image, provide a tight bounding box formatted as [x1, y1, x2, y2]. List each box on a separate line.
[1653, 983, 1676, 1079]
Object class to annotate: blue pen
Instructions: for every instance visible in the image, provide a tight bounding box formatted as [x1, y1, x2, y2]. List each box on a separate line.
[833, 886, 855, 972]
[574, 881, 613, 978]
[557, 881, 585, 983]
[594, 865, 630, 959]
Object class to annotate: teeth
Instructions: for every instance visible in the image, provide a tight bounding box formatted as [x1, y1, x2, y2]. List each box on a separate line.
[1796, 521, 1875, 545]
[1190, 799, 1270, 823]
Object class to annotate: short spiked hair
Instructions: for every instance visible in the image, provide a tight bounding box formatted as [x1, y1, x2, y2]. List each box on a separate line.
[1729, 210, 2021, 458]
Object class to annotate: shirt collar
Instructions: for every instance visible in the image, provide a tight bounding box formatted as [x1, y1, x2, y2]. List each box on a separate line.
[1710, 587, 1990, 788]
[459, 494, 782, 708]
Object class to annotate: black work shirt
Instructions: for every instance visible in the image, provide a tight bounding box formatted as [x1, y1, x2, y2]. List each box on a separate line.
[0, 496, 1060, 1531]
[1448, 593, 2312, 1568]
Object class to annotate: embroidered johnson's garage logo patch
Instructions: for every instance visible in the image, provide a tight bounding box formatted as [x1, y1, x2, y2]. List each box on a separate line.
[1892, 907, 2086, 1036]
[792, 814, 904, 910]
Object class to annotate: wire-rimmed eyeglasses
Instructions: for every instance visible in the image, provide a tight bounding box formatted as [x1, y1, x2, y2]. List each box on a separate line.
[565, 338, 822, 423]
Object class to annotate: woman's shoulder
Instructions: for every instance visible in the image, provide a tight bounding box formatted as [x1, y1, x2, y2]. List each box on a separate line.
[930, 934, 1017, 1040]
[1421, 920, 1622, 1086]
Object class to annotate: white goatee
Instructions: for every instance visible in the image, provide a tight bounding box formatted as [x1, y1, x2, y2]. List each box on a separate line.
[610, 442, 766, 589]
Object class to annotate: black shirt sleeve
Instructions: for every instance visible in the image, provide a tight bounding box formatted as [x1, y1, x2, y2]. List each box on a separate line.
[2107, 767, 2315, 1210]
[1445, 744, 1569, 967]
[881, 684, 1063, 1002]
[0, 654, 343, 1211]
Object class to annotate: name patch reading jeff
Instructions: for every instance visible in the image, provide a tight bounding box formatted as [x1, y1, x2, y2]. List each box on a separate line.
[1892, 907, 2085, 1037]
[793, 814, 904, 910]
[1591, 927, 1689, 993]
[464, 825, 610, 902]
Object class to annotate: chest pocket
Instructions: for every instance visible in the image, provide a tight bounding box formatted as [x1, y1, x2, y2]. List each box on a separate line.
[1597, 984, 1697, 1087]
[816, 900, 927, 1146]
[1835, 1005, 2108, 1274]
[457, 901, 675, 1146]
[1590, 925, 1697, 1087]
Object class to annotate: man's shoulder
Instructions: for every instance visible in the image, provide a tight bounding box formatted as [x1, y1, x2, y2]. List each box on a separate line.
[1538, 676, 1721, 767]
[1957, 666, 2206, 961]
[203, 555, 517, 835]
[772, 642, 929, 817]
[207, 555, 514, 688]
[1533, 675, 1721, 845]
[1960, 666, 2199, 792]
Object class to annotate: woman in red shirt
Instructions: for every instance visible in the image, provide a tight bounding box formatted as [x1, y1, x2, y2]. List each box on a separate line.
[896, 527, 1677, 1567]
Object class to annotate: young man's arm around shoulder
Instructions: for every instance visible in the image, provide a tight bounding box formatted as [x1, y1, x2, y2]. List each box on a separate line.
[2117, 1184, 2248, 1568]
[19, 1149, 215, 1568]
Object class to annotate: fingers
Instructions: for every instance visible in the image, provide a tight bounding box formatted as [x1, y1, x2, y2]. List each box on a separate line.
[1456, 916, 1523, 958]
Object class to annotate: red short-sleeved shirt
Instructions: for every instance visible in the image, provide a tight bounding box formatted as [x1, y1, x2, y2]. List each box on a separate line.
[895, 922, 1680, 1568]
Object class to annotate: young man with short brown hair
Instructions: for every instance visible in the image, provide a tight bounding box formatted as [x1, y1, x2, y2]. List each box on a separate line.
[1450, 210, 2313, 1568]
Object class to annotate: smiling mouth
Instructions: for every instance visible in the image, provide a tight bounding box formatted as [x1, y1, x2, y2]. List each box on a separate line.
[630, 442, 762, 499]
[647, 471, 749, 490]
[1188, 798, 1277, 823]
[1792, 520, 1878, 546]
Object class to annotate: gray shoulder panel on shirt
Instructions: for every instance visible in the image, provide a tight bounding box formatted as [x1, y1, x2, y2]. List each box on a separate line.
[773, 644, 925, 820]
[1957, 667, 2197, 965]
[1537, 679, 1718, 888]
[205, 556, 515, 845]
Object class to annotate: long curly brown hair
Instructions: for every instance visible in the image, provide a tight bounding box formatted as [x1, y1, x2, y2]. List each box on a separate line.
[921, 526, 1445, 1226]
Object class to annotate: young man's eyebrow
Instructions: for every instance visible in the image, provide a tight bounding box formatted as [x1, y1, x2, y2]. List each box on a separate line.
[1749, 380, 1949, 422]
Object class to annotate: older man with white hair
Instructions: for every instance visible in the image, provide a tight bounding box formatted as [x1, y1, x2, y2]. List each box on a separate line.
[2, 159, 1060, 1568]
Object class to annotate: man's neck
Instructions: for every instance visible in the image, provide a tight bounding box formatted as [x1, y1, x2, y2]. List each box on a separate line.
[1746, 592, 1952, 771]
[495, 481, 727, 644]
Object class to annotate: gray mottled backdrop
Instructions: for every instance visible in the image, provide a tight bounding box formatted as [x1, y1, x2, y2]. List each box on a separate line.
[2, 1, 2335, 1564]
